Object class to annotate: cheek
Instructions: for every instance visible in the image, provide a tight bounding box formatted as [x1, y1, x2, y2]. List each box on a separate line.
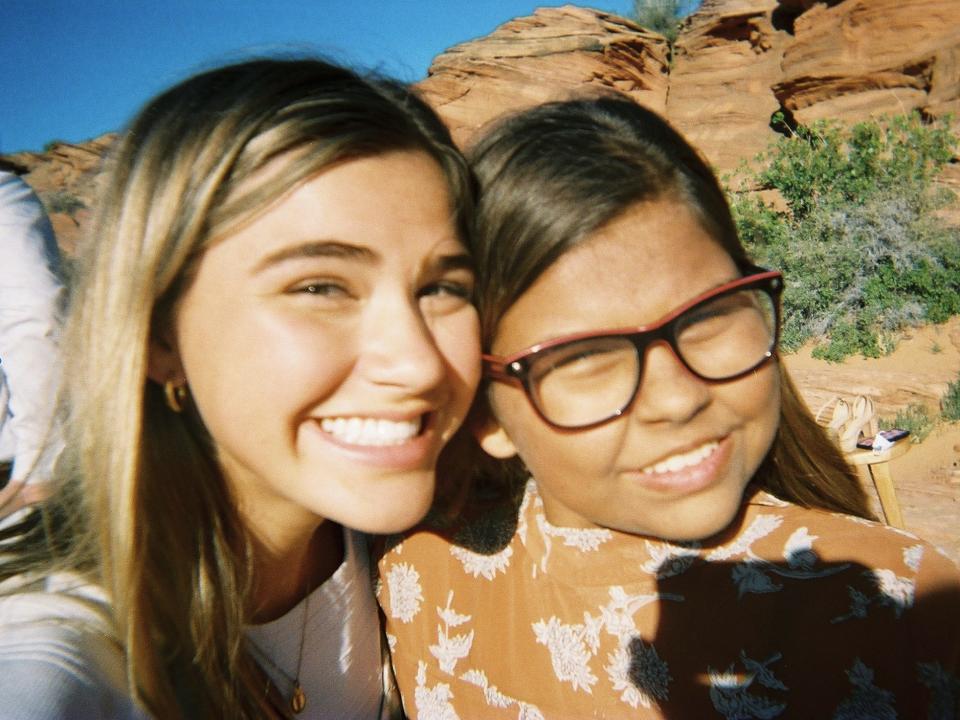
[733, 364, 781, 467]
[180, 305, 351, 432]
[437, 312, 482, 398]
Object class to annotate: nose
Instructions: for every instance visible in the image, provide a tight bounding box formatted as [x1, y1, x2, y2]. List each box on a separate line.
[359, 296, 447, 394]
[630, 340, 710, 424]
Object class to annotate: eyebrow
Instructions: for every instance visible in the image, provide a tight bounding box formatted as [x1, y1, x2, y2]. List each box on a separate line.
[252, 240, 474, 275]
[253, 240, 376, 273]
[436, 252, 475, 273]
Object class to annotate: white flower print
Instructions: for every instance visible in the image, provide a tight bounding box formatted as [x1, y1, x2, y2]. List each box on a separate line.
[516, 479, 535, 546]
[707, 652, 787, 719]
[605, 636, 671, 709]
[902, 543, 924, 572]
[437, 596, 471, 627]
[386, 633, 397, 654]
[707, 514, 784, 561]
[732, 561, 783, 597]
[642, 539, 700, 579]
[539, 514, 613, 552]
[740, 651, 788, 692]
[832, 568, 914, 624]
[754, 491, 790, 507]
[532, 616, 598, 692]
[431, 592, 474, 675]
[872, 568, 915, 617]
[450, 544, 513, 580]
[601, 586, 674, 639]
[833, 658, 896, 720]
[832, 586, 870, 623]
[460, 668, 546, 717]
[386, 562, 423, 622]
[517, 704, 546, 720]
[534, 512, 612, 574]
[460, 669, 485, 686]
[431, 631, 474, 676]
[916, 661, 960, 719]
[708, 665, 786, 719]
[415, 661, 461, 720]
[783, 527, 818, 570]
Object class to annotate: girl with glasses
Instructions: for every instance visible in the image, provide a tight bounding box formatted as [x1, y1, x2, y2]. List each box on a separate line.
[378, 96, 960, 718]
[0, 58, 480, 718]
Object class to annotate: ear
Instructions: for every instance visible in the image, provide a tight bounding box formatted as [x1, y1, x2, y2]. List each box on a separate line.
[146, 322, 183, 385]
[472, 413, 519, 459]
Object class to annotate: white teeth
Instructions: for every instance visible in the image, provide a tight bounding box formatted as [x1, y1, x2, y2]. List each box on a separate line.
[319, 416, 421, 446]
[642, 441, 718, 475]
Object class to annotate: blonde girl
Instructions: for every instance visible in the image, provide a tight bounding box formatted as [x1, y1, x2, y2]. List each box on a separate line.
[0, 57, 480, 719]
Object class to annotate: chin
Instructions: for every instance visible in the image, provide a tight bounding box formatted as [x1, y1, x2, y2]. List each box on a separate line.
[350, 493, 434, 535]
[630, 503, 742, 543]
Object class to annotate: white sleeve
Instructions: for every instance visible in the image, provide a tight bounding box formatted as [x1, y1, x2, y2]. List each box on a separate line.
[0, 590, 149, 719]
[0, 171, 65, 482]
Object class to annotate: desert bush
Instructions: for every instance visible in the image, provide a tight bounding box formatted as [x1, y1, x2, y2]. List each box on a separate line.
[630, 0, 698, 42]
[43, 190, 86, 217]
[882, 403, 936, 443]
[730, 112, 960, 360]
[943, 372, 960, 422]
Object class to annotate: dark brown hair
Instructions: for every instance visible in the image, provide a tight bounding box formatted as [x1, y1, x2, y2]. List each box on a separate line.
[464, 94, 871, 519]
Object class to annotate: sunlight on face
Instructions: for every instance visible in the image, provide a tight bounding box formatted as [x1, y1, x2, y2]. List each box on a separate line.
[165, 151, 481, 545]
[483, 200, 780, 541]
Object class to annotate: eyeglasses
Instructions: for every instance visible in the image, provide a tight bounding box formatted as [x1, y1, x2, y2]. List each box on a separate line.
[483, 269, 783, 430]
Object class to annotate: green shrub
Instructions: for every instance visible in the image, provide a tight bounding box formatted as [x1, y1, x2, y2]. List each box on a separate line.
[883, 403, 936, 443]
[943, 372, 960, 422]
[43, 190, 86, 216]
[630, 0, 698, 43]
[730, 112, 960, 360]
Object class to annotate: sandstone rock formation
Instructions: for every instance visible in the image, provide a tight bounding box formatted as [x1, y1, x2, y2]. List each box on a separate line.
[5, 1, 958, 217]
[1, 2, 956, 277]
[416, 6, 670, 148]
[3, 134, 114, 254]
[420, 0, 960, 173]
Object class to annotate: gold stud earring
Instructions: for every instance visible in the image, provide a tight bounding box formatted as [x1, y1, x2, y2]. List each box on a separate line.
[163, 379, 188, 413]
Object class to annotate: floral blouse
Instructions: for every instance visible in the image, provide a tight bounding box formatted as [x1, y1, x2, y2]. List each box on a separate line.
[378, 480, 960, 719]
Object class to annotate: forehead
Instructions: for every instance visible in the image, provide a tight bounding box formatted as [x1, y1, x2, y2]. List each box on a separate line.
[491, 200, 739, 353]
[206, 151, 461, 267]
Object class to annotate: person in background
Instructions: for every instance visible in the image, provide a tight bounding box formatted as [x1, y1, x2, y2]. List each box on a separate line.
[0, 57, 480, 719]
[378, 96, 960, 719]
[0, 164, 65, 521]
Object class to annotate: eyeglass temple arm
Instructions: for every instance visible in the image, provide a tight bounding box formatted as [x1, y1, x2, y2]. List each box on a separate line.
[482, 355, 521, 383]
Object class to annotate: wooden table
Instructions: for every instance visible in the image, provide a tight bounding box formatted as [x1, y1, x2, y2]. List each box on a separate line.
[844, 440, 910, 529]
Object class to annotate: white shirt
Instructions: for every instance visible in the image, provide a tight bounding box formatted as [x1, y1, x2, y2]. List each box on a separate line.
[246, 528, 386, 719]
[0, 573, 147, 720]
[0, 171, 64, 482]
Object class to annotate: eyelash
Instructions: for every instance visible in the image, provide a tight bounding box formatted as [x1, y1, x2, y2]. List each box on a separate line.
[294, 282, 349, 297]
[288, 278, 474, 304]
[420, 280, 473, 300]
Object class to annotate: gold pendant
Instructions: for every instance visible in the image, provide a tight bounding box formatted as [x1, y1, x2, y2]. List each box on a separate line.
[290, 681, 306, 714]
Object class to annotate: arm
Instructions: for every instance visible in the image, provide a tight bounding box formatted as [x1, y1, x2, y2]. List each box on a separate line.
[0, 172, 65, 484]
[0, 586, 148, 719]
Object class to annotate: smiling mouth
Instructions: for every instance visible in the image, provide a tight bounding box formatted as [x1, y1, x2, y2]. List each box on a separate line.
[319, 416, 424, 446]
[642, 441, 719, 475]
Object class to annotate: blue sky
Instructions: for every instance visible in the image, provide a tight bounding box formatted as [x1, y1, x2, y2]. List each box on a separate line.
[1, 1, 643, 154]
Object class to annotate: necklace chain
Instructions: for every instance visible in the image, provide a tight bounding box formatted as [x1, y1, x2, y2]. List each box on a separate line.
[250, 593, 310, 714]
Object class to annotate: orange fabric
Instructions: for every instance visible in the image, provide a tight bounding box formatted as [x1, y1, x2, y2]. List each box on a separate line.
[378, 481, 960, 719]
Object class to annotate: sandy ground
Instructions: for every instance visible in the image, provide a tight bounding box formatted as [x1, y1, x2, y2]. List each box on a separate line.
[784, 317, 960, 565]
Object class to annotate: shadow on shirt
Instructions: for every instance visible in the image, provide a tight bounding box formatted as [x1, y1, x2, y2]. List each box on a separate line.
[644, 553, 960, 719]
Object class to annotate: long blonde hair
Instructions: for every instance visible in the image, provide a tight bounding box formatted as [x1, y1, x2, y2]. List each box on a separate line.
[1, 57, 472, 718]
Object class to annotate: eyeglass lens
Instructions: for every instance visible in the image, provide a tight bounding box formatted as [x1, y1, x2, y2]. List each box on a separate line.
[529, 287, 777, 428]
